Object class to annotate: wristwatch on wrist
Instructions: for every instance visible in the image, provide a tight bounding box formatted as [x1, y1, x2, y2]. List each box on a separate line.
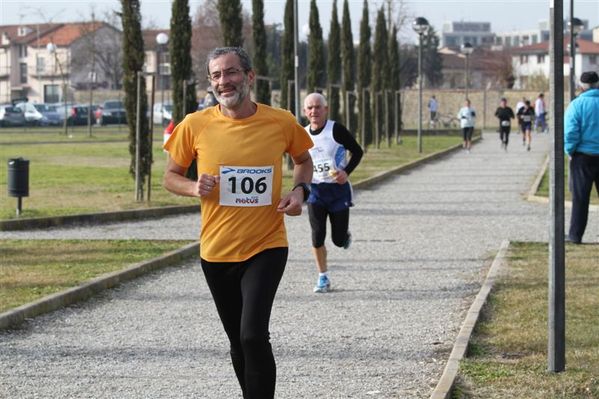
[292, 182, 310, 202]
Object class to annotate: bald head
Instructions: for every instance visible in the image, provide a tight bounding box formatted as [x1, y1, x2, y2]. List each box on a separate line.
[304, 92, 329, 129]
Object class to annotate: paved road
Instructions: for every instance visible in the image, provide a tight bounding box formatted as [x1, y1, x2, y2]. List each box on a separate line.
[1, 132, 597, 398]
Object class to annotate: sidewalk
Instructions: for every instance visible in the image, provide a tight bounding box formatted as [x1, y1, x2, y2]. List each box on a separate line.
[1, 132, 596, 398]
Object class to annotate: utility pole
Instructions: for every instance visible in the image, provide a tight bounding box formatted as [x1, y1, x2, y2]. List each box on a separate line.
[548, 0, 566, 373]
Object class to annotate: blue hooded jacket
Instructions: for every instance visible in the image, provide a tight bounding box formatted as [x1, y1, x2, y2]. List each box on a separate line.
[564, 88, 599, 155]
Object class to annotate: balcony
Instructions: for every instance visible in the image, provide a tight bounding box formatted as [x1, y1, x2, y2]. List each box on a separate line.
[29, 67, 68, 79]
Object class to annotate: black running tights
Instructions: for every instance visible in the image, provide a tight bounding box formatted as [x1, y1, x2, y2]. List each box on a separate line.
[201, 247, 288, 399]
[308, 203, 350, 248]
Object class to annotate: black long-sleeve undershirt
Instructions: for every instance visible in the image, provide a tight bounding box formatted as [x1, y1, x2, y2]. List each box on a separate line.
[309, 121, 364, 176]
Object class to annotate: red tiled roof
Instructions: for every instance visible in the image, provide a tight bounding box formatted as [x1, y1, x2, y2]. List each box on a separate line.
[0, 22, 110, 48]
[0, 23, 60, 46]
[513, 37, 599, 55]
[37, 22, 105, 47]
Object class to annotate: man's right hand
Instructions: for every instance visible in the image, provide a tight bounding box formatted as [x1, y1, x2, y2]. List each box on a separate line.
[196, 174, 220, 197]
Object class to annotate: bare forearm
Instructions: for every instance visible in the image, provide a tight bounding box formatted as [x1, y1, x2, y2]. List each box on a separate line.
[163, 171, 198, 197]
[293, 156, 313, 185]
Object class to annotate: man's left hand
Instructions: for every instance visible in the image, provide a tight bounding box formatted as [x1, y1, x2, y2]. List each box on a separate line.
[277, 188, 304, 216]
[334, 170, 348, 184]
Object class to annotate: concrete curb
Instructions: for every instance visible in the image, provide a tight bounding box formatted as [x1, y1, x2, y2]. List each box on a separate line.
[430, 239, 510, 399]
[0, 205, 198, 231]
[0, 242, 199, 331]
[1, 137, 477, 231]
[526, 155, 599, 211]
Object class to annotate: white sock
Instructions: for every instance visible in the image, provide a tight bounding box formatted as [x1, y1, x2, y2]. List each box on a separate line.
[319, 272, 328, 278]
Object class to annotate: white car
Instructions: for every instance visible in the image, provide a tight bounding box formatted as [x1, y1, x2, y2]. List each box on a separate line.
[153, 103, 172, 126]
[15, 102, 45, 125]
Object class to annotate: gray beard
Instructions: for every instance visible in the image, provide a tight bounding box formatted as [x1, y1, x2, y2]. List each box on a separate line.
[214, 80, 250, 109]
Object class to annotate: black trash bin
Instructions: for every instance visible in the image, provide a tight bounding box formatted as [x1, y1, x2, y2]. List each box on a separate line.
[8, 158, 29, 197]
[8, 158, 29, 216]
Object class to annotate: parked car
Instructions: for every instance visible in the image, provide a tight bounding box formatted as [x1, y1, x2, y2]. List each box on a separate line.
[153, 103, 172, 125]
[33, 103, 62, 126]
[0, 104, 26, 127]
[55, 104, 97, 126]
[98, 100, 127, 125]
[14, 102, 44, 126]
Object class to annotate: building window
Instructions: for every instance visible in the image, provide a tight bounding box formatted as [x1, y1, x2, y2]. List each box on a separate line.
[590, 55, 598, 65]
[520, 55, 529, 64]
[506, 37, 512, 47]
[44, 84, 60, 103]
[36, 56, 45, 74]
[537, 55, 545, 63]
[532, 34, 538, 44]
[18, 45, 28, 58]
[19, 63, 27, 84]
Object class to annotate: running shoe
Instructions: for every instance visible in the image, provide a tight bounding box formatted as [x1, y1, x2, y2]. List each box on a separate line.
[527, 144, 531, 151]
[343, 231, 352, 250]
[313, 275, 331, 293]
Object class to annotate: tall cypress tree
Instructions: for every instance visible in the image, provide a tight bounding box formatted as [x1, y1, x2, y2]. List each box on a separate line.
[341, 0, 356, 133]
[372, 7, 387, 148]
[327, 0, 341, 122]
[307, 0, 325, 93]
[120, 0, 149, 195]
[252, 0, 270, 104]
[423, 26, 443, 88]
[280, 0, 294, 113]
[388, 24, 401, 141]
[170, 0, 196, 124]
[357, 0, 372, 147]
[218, 0, 243, 47]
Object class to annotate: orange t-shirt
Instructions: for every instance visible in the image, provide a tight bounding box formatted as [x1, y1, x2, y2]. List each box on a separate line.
[164, 104, 313, 262]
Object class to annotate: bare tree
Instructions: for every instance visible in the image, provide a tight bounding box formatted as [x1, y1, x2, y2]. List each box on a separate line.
[382, 0, 412, 40]
[96, 12, 124, 89]
[191, 0, 254, 92]
[191, 0, 222, 84]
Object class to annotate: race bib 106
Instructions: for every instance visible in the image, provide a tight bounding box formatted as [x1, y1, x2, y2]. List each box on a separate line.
[219, 165, 274, 207]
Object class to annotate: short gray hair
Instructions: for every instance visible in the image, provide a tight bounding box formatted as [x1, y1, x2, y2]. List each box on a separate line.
[304, 92, 328, 107]
[581, 81, 599, 91]
[205, 47, 253, 75]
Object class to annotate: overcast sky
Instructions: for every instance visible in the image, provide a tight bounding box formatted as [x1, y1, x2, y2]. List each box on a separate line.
[1, 0, 597, 43]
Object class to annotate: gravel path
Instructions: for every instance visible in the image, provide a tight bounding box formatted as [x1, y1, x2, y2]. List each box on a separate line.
[1, 132, 597, 399]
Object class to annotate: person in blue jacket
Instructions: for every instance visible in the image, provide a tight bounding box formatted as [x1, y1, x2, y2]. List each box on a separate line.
[564, 71, 599, 244]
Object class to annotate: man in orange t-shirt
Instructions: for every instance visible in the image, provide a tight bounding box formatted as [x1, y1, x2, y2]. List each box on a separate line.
[163, 47, 312, 399]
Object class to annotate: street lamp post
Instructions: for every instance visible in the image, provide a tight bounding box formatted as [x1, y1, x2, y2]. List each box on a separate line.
[568, 17, 584, 100]
[47, 42, 68, 136]
[155, 32, 169, 125]
[461, 42, 474, 99]
[412, 17, 429, 154]
[293, 0, 300, 122]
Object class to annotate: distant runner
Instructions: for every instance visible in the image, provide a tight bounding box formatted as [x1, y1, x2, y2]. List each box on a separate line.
[457, 99, 476, 153]
[517, 100, 535, 151]
[495, 98, 515, 151]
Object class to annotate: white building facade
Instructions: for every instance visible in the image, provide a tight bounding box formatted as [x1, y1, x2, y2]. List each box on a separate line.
[512, 38, 599, 89]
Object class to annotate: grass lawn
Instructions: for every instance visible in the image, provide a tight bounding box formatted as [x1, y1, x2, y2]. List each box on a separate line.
[0, 124, 165, 144]
[454, 242, 599, 398]
[0, 239, 191, 313]
[536, 161, 599, 205]
[1, 132, 463, 220]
